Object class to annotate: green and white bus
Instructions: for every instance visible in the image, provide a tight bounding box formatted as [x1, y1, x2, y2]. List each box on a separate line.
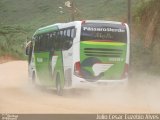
[26, 20, 130, 94]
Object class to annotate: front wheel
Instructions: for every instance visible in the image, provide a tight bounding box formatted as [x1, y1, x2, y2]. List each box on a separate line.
[56, 73, 63, 96]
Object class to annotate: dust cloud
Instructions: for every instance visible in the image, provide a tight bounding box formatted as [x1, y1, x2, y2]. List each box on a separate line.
[0, 61, 160, 113]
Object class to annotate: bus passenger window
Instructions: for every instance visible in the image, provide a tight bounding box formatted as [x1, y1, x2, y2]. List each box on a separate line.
[55, 31, 61, 50]
[66, 29, 71, 38]
[34, 36, 40, 52]
[71, 28, 76, 39]
[51, 32, 56, 49]
[62, 28, 74, 50]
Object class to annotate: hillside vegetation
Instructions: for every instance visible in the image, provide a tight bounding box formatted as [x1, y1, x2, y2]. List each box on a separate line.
[132, 0, 160, 74]
[0, 0, 137, 25]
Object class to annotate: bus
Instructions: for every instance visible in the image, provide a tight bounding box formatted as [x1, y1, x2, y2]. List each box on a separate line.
[26, 20, 130, 95]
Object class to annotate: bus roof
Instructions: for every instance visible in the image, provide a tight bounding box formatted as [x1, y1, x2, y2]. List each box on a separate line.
[33, 20, 126, 36]
[80, 20, 126, 26]
[33, 23, 63, 36]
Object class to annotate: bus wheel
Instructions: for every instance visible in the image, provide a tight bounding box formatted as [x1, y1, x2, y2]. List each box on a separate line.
[56, 73, 63, 96]
[32, 71, 36, 85]
[65, 68, 72, 87]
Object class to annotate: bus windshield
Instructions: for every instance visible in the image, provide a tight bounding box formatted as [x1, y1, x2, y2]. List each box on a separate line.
[81, 23, 127, 43]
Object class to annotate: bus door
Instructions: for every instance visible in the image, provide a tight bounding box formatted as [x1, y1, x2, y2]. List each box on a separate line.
[34, 34, 53, 86]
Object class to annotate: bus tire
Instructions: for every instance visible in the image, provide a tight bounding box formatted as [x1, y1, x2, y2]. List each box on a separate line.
[65, 68, 72, 87]
[32, 71, 36, 85]
[56, 73, 63, 96]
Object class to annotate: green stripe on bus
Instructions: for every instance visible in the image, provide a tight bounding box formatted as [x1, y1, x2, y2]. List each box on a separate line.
[81, 41, 126, 46]
[34, 25, 59, 35]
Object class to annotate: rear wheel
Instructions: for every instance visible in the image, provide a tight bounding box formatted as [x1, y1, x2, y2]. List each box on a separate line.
[56, 73, 63, 96]
[32, 71, 36, 85]
[65, 68, 72, 87]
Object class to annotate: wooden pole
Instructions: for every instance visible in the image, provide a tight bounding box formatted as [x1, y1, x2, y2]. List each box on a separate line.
[71, 0, 75, 21]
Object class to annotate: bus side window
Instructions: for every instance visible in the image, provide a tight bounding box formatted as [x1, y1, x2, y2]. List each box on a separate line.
[39, 35, 42, 51]
[55, 31, 61, 50]
[46, 33, 51, 51]
[52, 32, 56, 50]
[62, 28, 75, 50]
[60, 30, 64, 50]
[39, 34, 48, 51]
[49, 32, 52, 49]
[63, 30, 67, 37]
[71, 28, 76, 39]
[66, 29, 71, 38]
[34, 36, 40, 52]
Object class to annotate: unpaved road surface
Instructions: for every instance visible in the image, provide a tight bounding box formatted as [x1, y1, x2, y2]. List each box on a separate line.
[0, 61, 160, 113]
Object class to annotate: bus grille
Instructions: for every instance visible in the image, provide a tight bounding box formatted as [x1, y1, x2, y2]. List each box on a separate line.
[84, 48, 123, 57]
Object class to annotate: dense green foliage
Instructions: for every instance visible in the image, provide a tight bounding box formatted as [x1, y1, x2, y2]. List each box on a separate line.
[0, 0, 138, 25]
[0, 25, 31, 58]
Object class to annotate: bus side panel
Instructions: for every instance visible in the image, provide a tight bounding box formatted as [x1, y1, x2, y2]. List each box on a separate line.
[34, 52, 53, 86]
[53, 51, 65, 88]
[34, 51, 65, 88]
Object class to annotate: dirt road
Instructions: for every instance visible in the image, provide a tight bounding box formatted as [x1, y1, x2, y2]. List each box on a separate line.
[0, 61, 160, 113]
